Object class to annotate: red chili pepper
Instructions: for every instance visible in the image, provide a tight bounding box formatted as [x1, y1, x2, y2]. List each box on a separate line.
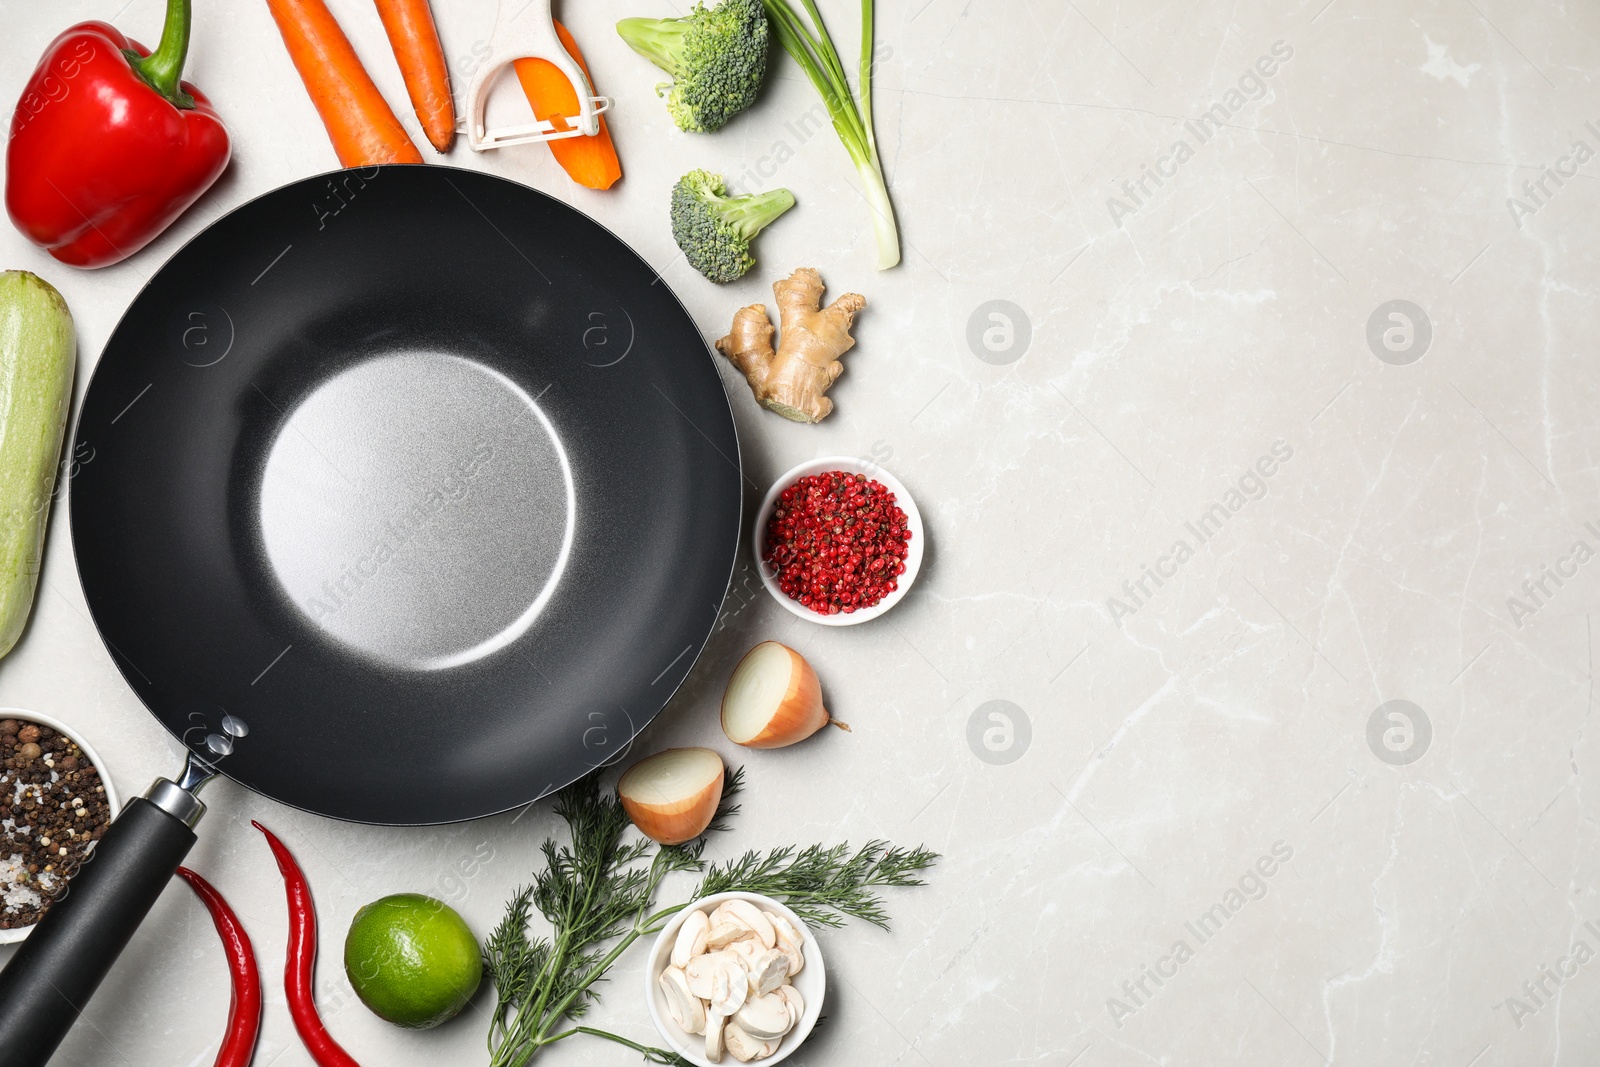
[5, 0, 230, 268]
[253, 821, 362, 1067]
[176, 867, 263, 1067]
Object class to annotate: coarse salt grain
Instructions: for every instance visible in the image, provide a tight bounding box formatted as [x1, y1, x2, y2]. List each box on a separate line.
[0, 854, 41, 915]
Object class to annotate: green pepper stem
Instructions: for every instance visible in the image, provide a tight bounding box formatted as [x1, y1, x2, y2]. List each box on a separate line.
[128, 0, 196, 109]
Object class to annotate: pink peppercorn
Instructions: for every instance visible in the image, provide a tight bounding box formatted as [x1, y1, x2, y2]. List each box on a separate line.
[762, 471, 911, 615]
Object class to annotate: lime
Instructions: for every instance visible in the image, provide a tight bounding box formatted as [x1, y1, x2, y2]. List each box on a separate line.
[344, 893, 482, 1029]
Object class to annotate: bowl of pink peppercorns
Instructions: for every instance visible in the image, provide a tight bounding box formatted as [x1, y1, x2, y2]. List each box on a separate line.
[754, 457, 923, 626]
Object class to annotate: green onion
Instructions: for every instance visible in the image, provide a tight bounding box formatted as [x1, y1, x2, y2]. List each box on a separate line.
[763, 0, 900, 269]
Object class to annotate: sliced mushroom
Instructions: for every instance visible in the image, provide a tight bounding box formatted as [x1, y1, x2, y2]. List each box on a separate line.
[709, 956, 749, 1017]
[686, 951, 736, 999]
[672, 909, 711, 968]
[776, 984, 804, 1029]
[762, 909, 799, 943]
[748, 949, 789, 996]
[706, 921, 755, 950]
[705, 1011, 725, 1063]
[723, 1020, 768, 1063]
[734, 991, 792, 1041]
[763, 910, 805, 976]
[727, 937, 765, 971]
[658, 966, 706, 1035]
[719, 899, 777, 948]
[772, 940, 802, 977]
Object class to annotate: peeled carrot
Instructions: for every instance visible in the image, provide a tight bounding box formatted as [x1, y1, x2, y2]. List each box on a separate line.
[513, 22, 622, 191]
[372, 0, 454, 152]
[265, 0, 423, 167]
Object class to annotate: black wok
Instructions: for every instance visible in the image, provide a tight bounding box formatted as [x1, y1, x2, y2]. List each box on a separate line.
[0, 165, 742, 1062]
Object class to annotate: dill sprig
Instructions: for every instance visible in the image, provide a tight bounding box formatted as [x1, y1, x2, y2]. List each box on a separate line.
[484, 765, 935, 1067]
[696, 841, 939, 929]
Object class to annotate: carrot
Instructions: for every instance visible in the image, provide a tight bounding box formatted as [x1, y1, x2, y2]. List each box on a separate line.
[264, 0, 423, 167]
[372, 0, 455, 152]
[513, 21, 622, 191]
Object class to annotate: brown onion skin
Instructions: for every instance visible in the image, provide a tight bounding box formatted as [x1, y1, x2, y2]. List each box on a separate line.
[722, 642, 832, 749]
[618, 749, 725, 845]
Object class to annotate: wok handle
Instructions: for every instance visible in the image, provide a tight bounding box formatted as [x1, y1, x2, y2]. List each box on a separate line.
[0, 795, 197, 1065]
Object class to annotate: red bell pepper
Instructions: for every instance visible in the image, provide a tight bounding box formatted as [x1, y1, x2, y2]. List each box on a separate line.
[5, 0, 230, 268]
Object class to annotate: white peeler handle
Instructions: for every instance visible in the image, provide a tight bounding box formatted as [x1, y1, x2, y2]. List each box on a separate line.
[464, 0, 603, 150]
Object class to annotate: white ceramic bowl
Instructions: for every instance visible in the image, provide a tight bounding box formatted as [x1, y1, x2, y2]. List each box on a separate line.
[0, 708, 120, 945]
[645, 892, 826, 1066]
[753, 456, 924, 626]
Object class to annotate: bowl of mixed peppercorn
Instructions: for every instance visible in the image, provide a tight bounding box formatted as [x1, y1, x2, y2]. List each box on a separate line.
[0, 709, 118, 943]
[755, 457, 923, 626]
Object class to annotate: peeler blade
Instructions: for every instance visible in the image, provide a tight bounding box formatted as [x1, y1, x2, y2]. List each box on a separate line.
[464, 0, 605, 151]
[465, 97, 613, 151]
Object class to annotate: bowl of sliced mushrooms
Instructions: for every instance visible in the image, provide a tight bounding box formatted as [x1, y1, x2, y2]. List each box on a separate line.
[645, 891, 825, 1065]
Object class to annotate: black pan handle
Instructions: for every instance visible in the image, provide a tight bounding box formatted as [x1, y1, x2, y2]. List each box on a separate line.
[0, 791, 199, 1065]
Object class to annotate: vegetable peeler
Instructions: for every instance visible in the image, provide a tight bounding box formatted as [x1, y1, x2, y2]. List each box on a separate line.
[463, 0, 611, 150]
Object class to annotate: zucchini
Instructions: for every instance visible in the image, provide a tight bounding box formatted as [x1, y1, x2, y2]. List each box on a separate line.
[0, 271, 75, 660]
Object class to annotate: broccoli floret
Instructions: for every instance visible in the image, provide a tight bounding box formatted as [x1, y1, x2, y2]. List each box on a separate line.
[617, 0, 769, 133]
[671, 170, 795, 284]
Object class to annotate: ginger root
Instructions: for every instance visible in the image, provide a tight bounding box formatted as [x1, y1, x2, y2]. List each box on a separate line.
[714, 268, 865, 424]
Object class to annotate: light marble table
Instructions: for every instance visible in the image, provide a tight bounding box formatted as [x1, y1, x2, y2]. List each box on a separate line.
[2, 0, 1597, 1064]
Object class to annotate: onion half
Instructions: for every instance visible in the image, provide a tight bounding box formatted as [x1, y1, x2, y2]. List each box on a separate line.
[617, 747, 725, 844]
[721, 641, 848, 749]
